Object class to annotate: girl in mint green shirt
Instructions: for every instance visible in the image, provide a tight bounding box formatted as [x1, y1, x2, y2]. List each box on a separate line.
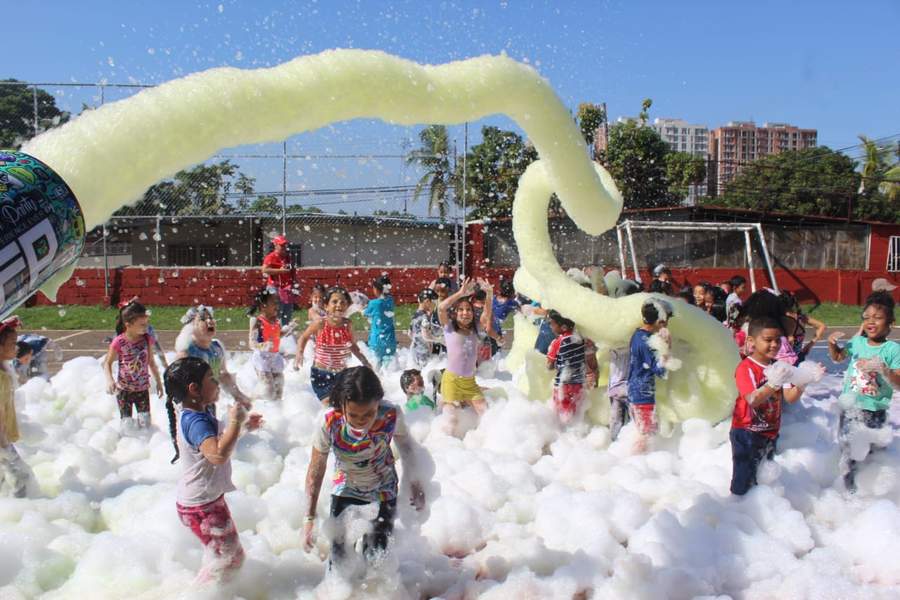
[828, 291, 900, 492]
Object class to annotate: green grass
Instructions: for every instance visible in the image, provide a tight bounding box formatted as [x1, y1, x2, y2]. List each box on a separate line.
[15, 304, 421, 331]
[801, 302, 863, 326]
[18, 301, 861, 330]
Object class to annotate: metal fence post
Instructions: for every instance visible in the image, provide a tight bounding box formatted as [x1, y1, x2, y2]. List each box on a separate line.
[102, 223, 109, 298]
[282, 141, 288, 235]
[32, 86, 39, 135]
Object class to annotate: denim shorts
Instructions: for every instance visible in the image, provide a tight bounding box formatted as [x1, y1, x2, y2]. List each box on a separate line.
[311, 366, 340, 400]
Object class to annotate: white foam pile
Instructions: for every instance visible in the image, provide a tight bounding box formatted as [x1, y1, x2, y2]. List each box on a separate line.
[1, 346, 899, 599]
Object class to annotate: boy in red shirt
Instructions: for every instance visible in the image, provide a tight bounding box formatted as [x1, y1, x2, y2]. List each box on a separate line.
[730, 317, 804, 495]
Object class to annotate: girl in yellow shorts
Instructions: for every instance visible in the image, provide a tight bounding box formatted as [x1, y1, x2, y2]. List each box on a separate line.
[438, 278, 494, 429]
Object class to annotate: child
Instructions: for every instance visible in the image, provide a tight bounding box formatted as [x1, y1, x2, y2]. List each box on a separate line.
[303, 366, 426, 567]
[164, 357, 262, 584]
[308, 283, 327, 325]
[626, 299, 674, 453]
[103, 300, 163, 430]
[400, 369, 436, 411]
[409, 288, 439, 367]
[489, 279, 521, 356]
[13, 341, 33, 385]
[113, 297, 169, 369]
[363, 275, 398, 368]
[429, 278, 452, 356]
[176, 306, 251, 409]
[0, 317, 31, 497]
[730, 317, 804, 495]
[828, 291, 900, 493]
[725, 275, 747, 322]
[297, 287, 372, 404]
[470, 288, 498, 364]
[438, 278, 493, 429]
[248, 288, 298, 402]
[545, 311, 598, 425]
[781, 291, 826, 364]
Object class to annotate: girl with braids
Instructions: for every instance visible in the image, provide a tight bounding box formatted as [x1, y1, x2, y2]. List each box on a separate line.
[828, 291, 900, 493]
[103, 300, 163, 430]
[296, 286, 372, 404]
[164, 357, 262, 584]
[303, 366, 426, 567]
[247, 287, 298, 401]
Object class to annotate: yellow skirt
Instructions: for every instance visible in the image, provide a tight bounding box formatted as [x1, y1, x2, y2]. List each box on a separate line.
[440, 370, 484, 407]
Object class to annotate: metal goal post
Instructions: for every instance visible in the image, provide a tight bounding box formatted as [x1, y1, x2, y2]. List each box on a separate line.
[615, 220, 778, 293]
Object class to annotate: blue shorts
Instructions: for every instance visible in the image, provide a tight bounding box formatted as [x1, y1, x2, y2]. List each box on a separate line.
[311, 366, 340, 401]
[730, 428, 777, 495]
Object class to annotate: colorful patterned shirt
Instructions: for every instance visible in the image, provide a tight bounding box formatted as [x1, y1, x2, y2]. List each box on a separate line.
[110, 333, 154, 392]
[311, 403, 408, 502]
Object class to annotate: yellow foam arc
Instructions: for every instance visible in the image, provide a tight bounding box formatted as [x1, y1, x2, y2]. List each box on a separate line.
[22, 48, 737, 421]
[23, 49, 617, 233]
[512, 161, 738, 423]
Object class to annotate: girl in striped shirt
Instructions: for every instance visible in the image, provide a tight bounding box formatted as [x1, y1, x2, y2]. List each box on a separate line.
[297, 287, 371, 404]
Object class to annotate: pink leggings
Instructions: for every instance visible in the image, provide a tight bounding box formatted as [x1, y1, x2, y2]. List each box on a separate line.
[177, 495, 245, 583]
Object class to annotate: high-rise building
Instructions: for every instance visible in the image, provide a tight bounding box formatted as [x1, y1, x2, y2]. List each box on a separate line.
[709, 121, 817, 195]
[651, 118, 710, 202]
[651, 117, 709, 156]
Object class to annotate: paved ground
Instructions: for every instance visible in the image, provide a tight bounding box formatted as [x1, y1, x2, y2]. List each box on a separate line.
[33, 325, 886, 376]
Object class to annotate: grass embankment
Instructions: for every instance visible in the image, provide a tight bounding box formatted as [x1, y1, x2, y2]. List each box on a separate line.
[17, 301, 862, 331]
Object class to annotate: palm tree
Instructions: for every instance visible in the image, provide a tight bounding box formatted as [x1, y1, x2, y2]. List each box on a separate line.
[858, 135, 888, 195]
[406, 125, 454, 220]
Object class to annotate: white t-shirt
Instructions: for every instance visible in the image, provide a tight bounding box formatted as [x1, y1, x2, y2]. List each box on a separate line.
[176, 406, 235, 506]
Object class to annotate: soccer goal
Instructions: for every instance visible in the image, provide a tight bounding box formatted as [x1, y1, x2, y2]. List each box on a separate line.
[615, 219, 779, 293]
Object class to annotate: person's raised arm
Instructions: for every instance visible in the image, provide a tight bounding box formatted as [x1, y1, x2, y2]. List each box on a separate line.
[438, 278, 473, 327]
[828, 331, 847, 363]
[478, 279, 494, 334]
[198, 403, 246, 465]
[295, 319, 324, 368]
[219, 352, 251, 408]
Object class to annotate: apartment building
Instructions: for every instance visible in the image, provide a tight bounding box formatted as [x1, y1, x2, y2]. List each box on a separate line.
[709, 121, 817, 194]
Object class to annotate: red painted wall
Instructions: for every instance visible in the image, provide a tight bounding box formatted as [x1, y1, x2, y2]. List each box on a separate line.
[31, 266, 439, 307]
[26, 221, 900, 308]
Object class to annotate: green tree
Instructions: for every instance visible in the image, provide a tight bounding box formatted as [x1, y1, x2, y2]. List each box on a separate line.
[576, 102, 606, 152]
[858, 135, 891, 195]
[405, 125, 455, 220]
[706, 147, 892, 220]
[249, 195, 279, 213]
[234, 173, 257, 211]
[456, 126, 538, 219]
[597, 101, 671, 208]
[373, 209, 415, 219]
[665, 152, 707, 202]
[0, 80, 69, 149]
[117, 160, 243, 216]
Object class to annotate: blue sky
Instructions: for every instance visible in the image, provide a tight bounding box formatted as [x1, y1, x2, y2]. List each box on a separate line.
[7, 0, 899, 216]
